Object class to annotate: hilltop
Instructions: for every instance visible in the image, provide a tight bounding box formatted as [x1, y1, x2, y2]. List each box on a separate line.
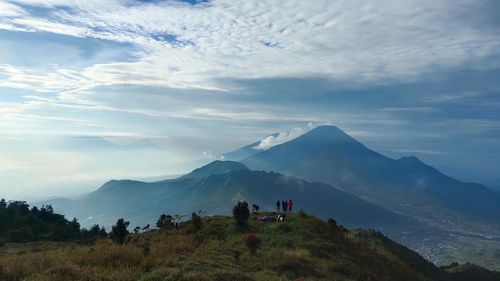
[1, 211, 499, 281]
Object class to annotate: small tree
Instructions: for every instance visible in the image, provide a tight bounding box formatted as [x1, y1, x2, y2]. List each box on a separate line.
[191, 212, 203, 232]
[110, 218, 130, 245]
[89, 224, 107, 238]
[156, 214, 175, 230]
[232, 201, 250, 228]
[242, 234, 261, 255]
[327, 218, 337, 227]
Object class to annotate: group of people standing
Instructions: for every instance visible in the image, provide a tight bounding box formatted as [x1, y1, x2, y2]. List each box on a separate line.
[276, 199, 293, 212]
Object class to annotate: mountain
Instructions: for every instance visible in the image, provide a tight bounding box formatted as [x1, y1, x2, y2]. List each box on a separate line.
[242, 126, 500, 228]
[62, 136, 160, 151]
[238, 125, 500, 269]
[41, 161, 416, 234]
[221, 133, 278, 160]
[179, 160, 249, 179]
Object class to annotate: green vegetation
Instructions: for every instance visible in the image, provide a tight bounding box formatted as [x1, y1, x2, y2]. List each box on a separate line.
[0, 199, 106, 244]
[232, 201, 250, 229]
[110, 219, 130, 245]
[443, 262, 500, 281]
[1, 207, 499, 281]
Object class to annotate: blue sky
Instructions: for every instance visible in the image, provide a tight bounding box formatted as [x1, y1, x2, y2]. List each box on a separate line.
[0, 0, 499, 199]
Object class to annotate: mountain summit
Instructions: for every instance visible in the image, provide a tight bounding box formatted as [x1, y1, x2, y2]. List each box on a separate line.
[242, 125, 500, 227]
[180, 160, 249, 179]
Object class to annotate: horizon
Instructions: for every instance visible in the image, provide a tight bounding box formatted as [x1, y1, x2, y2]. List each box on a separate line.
[1, 0, 500, 199]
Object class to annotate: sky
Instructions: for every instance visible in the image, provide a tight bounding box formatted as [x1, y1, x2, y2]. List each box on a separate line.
[0, 0, 500, 199]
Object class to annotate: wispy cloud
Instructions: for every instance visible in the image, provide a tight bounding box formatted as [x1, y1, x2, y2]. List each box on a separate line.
[253, 123, 323, 150]
[377, 107, 438, 113]
[1, 0, 500, 196]
[1, 0, 499, 95]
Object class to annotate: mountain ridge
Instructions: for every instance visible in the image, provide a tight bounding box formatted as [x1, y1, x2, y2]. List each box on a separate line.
[242, 125, 500, 225]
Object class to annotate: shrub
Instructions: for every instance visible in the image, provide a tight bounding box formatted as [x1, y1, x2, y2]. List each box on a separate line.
[232, 201, 250, 228]
[110, 218, 130, 245]
[242, 234, 261, 255]
[156, 214, 175, 230]
[191, 213, 203, 232]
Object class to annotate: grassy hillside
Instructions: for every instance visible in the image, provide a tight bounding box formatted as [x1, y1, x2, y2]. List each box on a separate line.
[0, 212, 498, 281]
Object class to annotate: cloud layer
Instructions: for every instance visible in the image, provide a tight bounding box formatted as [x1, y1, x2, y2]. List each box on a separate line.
[0, 0, 500, 197]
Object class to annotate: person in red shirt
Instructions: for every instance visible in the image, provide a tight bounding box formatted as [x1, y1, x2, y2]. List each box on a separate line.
[288, 199, 293, 212]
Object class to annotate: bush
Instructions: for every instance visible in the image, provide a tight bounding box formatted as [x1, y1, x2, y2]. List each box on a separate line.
[232, 201, 250, 228]
[242, 234, 261, 255]
[157, 214, 175, 230]
[110, 218, 130, 245]
[191, 213, 203, 232]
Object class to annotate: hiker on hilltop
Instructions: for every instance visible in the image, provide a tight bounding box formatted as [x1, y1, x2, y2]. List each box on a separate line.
[282, 200, 288, 212]
[276, 200, 281, 212]
[288, 199, 293, 212]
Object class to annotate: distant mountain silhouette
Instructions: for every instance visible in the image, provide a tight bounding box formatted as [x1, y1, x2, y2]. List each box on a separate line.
[41, 161, 416, 234]
[62, 136, 160, 151]
[242, 126, 500, 228]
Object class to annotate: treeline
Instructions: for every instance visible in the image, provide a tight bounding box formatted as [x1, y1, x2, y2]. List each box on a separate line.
[0, 199, 106, 244]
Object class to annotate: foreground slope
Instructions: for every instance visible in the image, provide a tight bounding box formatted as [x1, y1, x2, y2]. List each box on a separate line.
[2, 213, 498, 281]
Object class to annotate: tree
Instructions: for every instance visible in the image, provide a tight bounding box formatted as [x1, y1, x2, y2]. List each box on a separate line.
[69, 218, 80, 232]
[110, 218, 130, 245]
[156, 214, 175, 230]
[232, 201, 250, 228]
[134, 226, 141, 233]
[191, 212, 203, 232]
[89, 224, 107, 238]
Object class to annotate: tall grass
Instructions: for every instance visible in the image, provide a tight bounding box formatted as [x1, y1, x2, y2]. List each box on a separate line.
[0, 213, 430, 281]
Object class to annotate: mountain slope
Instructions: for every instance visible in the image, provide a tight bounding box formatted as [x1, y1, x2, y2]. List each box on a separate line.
[221, 133, 278, 161]
[242, 126, 500, 227]
[41, 161, 415, 233]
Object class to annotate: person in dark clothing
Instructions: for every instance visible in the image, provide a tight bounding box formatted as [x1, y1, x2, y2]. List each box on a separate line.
[276, 200, 281, 212]
[282, 200, 288, 212]
[252, 204, 260, 212]
[288, 199, 293, 212]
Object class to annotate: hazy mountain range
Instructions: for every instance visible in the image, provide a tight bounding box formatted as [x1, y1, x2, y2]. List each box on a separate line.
[41, 160, 416, 232]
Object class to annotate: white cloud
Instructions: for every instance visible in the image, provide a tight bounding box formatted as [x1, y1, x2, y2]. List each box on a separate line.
[253, 126, 313, 150]
[0, 0, 499, 96]
[0, 1, 26, 17]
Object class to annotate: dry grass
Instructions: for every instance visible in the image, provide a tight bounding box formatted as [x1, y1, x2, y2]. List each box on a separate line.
[0, 214, 431, 281]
